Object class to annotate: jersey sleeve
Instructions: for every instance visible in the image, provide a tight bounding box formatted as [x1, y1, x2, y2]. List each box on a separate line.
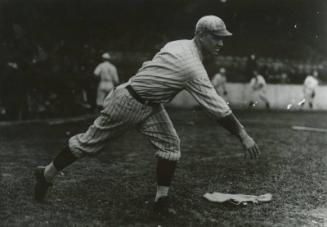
[94, 64, 101, 76]
[185, 64, 231, 119]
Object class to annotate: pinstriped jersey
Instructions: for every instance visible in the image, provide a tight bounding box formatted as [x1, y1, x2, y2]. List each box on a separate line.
[129, 39, 232, 118]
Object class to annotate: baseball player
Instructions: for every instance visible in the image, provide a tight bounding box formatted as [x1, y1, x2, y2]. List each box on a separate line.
[34, 15, 260, 215]
[94, 52, 119, 110]
[245, 54, 258, 81]
[248, 70, 270, 109]
[212, 67, 228, 101]
[301, 70, 319, 109]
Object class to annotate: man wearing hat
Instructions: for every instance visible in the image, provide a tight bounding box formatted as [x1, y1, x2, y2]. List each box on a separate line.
[301, 70, 319, 109]
[34, 15, 260, 215]
[94, 52, 119, 110]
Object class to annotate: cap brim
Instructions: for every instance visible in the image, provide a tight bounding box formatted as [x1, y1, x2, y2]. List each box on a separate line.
[212, 30, 233, 37]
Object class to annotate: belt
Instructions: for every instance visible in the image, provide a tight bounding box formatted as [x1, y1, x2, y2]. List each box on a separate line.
[126, 85, 157, 106]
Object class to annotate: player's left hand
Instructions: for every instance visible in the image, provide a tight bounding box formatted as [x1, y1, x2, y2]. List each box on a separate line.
[238, 130, 260, 159]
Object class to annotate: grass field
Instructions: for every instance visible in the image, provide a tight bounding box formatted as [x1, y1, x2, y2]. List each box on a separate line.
[1, 109, 327, 227]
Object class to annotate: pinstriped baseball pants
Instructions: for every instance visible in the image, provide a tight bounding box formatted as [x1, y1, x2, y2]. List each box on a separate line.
[69, 87, 181, 161]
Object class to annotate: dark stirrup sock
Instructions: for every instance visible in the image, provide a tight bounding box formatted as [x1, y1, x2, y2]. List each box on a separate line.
[53, 146, 78, 171]
[157, 158, 177, 186]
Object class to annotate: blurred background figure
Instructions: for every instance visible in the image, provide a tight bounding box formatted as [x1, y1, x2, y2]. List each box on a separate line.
[301, 70, 319, 109]
[248, 70, 270, 109]
[279, 72, 290, 84]
[212, 67, 229, 102]
[94, 52, 119, 111]
[245, 54, 258, 82]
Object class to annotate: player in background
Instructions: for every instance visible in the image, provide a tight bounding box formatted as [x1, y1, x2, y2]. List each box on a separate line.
[33, 15, 260, 215]
[94, 52, 119, 111]
[300, 70, 319, 109]
[212, 67, 229, 102]
[245, 54, 258, 81]
[248, 70, 270, 109]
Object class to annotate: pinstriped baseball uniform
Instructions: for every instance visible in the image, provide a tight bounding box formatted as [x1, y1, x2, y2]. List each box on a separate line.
[69, 39, 231, 160]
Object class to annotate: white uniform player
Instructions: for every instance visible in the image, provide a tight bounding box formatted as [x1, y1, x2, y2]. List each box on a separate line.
[212, 67, 228, 102]
[301, 70, 319, 109]
[94, 53, 119, 108]
[249, 70, 270, 109]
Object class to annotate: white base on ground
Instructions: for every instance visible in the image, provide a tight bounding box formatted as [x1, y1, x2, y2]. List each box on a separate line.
[203, 192, 272, 206]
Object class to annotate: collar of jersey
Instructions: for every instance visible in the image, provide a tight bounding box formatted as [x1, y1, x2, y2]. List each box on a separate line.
[191, 38, 204, 62]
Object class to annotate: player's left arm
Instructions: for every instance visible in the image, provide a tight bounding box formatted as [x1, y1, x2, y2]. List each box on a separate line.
[186, 75, 260, 159]
[217, 113, 260, 159]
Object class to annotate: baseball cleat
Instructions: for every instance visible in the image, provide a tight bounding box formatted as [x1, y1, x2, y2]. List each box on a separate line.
[34, 166, 52, 202]
[153, 196, 176, 216]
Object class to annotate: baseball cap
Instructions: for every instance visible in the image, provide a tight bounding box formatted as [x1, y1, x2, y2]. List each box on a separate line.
[219, 67, 226, 74]
[102, 52, 111, 60]
[195, 15, 232, 37]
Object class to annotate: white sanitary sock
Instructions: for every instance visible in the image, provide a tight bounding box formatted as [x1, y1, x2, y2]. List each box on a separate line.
[155, 186, 170, 202]
[44, 162, 58, 182]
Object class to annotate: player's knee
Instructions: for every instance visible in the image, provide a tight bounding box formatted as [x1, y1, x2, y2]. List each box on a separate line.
[156, 150, 181, 161]
[172, 134, 181, 152]
[156, 135, 181, 161]
[68, 135, 100, 158]
[68, 139, 86, 158]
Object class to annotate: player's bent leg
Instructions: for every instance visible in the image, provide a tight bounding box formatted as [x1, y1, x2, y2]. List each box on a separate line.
[68, 114, 128, 158]
[138, 106, 181, 161]
[138, 106, 180, 214]
[69, 88, 155, 157]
